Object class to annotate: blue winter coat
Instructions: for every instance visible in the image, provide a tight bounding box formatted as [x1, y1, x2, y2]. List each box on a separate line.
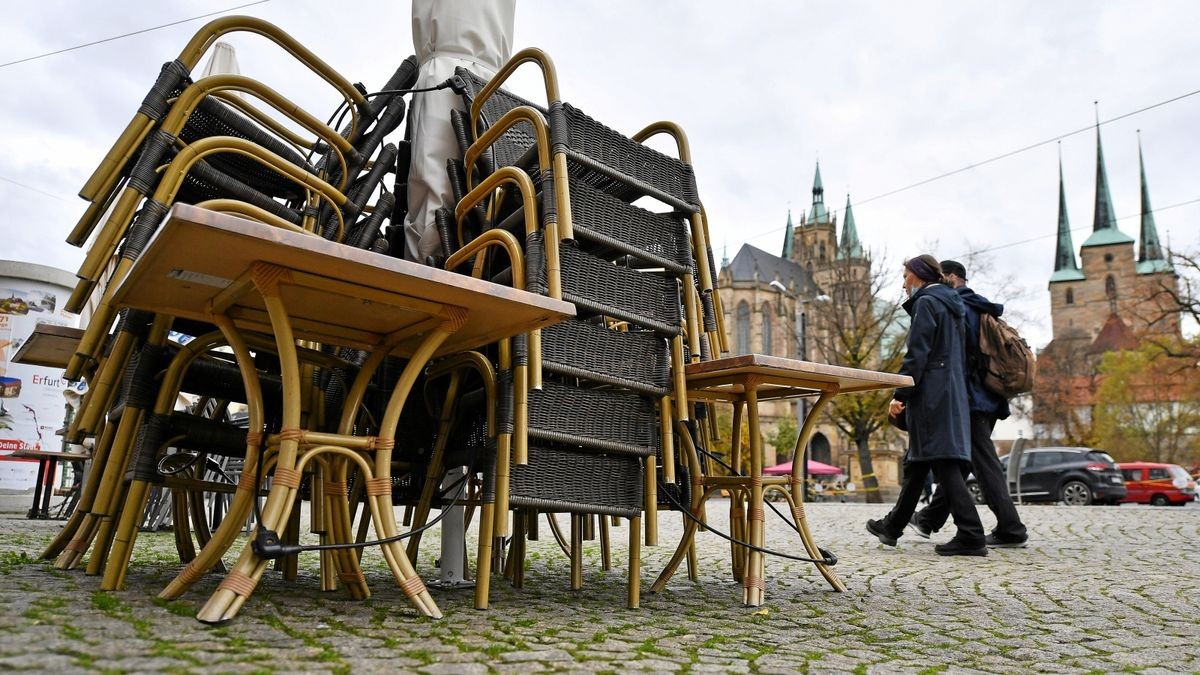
[894, 283, 971, 464]
[956, 287, 1011, 420]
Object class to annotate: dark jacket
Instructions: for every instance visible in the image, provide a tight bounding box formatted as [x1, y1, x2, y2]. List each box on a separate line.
[894, 283, 971, 463]
[956, 286, 1011, 420]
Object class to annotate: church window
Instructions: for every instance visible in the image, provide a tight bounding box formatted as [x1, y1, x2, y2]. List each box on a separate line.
[760, 304, 773, 354]
[1105, 275, 1117, 300]
[1065, 288, 1074, 305]
[1104, 253, 1114, 263]
[819, 242, 827, 262]
[736, 301, 750, 354]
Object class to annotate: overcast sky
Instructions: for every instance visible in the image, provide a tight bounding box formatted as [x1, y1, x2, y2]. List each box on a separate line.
[1, 0, 1197, 350]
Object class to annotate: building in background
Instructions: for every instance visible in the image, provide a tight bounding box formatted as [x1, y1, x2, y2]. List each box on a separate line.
[717, 164, 906, 493]
[1034, 129, 1188, 453]
[0, 261, 81, 497]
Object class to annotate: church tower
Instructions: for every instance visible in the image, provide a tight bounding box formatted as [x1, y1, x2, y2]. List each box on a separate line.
[1047, 127, 1179, 341]
[791, 163, 840, 288]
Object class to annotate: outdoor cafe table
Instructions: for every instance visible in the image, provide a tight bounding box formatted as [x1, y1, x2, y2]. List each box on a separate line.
[109, 204, 574, 622]
[651, 354, 912, 605]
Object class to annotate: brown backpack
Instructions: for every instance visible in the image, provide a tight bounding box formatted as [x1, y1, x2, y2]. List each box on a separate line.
[977, 313, 1035, 398]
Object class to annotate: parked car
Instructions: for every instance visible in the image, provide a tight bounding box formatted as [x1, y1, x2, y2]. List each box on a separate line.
[1117, 462, 1197, 506]
[965, 447, 1126, 506]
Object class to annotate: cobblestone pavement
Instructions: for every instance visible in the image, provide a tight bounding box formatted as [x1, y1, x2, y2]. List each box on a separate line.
[1, 501, 1198, 673]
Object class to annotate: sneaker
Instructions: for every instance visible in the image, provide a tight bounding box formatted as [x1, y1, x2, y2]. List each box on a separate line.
[934, 538, 987, 557]
[865, 519, 898, 547]
[985, 533, 1028, 548]
[907, 514, 931, 540]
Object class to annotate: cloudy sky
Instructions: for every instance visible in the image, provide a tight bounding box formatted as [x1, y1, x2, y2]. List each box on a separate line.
[1, 0, 1197, 350]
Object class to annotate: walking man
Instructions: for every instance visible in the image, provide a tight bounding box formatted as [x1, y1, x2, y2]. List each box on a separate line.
[908, 260, 1028, 548]
[867, 255, 987, 556]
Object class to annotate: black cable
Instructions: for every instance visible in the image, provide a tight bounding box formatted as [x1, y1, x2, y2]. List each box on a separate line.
[657, 476, 837, 566]
[252, 460, 475, 559]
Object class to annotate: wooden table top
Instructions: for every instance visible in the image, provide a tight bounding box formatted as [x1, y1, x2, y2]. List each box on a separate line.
[112, 205, 575, 356]
[684, 353, 913, 401]
[7, 449, 91, 462]
[11, 324, 83, 369]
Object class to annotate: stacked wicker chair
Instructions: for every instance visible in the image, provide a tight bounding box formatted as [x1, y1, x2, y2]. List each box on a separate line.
[431, 48, 725, 609]
[43, 15, 427, 608]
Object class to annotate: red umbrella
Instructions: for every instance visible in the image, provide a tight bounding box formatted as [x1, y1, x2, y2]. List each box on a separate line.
[763, 460, 843, 476]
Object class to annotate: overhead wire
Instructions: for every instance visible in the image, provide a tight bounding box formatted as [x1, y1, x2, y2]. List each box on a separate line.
[0, 0, 271, 69]
[731, 86, 1200, 253]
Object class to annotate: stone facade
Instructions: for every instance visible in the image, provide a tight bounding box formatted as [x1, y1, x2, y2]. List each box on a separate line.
[715, 164, 904, 493]
[1050, 241, 1179, 341]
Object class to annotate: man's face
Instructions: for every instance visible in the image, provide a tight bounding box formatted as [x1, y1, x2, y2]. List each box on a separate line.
[946, 272, 963, 288]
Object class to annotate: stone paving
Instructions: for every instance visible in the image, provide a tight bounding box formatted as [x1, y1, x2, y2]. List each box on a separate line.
[1, 500, 1198, 673]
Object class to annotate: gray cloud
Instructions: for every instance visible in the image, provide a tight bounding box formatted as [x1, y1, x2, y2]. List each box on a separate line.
[1, 0, 1196, 349]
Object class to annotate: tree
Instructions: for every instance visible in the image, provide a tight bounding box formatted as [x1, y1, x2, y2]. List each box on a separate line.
[1093, 342, 1200, 463]
[1032, 333, 1101, 446]
[765, 417, 798, 464]
[807, 252, 906, 503]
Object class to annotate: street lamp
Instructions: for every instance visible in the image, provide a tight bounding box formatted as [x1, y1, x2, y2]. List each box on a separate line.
[769, 281, 830, 501]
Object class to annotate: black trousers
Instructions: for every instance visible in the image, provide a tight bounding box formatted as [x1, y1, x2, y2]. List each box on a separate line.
[881, 457, 984, 545]
[915, 413, 1027, 540]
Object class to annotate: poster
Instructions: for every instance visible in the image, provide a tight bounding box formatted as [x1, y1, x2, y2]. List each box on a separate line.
[0, 280, 82, 492]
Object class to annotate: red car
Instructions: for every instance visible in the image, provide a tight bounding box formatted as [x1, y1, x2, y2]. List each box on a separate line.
[1117, 462, 1197, 506]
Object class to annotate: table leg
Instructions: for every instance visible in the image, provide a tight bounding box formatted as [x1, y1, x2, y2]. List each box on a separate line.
[650, 419, 707, 594]
[160, 318, 268, 601]
[27, 459, 49, 520]
[790, 391, 846, 592]
[743, 384, 765, 607]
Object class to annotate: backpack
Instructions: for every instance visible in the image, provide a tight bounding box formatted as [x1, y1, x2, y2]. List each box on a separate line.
[976, 312, 1035, 398]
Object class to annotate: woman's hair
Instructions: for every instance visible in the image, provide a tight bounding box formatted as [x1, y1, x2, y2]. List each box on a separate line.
[904, 254, 946, 284]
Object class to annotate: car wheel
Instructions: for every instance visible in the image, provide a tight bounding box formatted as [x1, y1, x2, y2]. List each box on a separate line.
[1060, 480, 1093, 506]
[966, 481, 985, 505]
[1150, 494, 1170, 506]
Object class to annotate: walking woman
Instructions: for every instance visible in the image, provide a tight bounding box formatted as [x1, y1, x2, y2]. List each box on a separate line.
[867, 255, 987, 556]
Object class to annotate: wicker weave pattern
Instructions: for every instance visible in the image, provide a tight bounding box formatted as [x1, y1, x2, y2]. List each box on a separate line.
[540, 319, 669, 396]
[179, 95, 315, 200]
[486, 446, 644, 518]
[457, 69, 699, 212]
[558, 245, 682, 336]
[554, 102, 699, 211]
[527, 381, 655, 456]
[566, 180, 690, 273]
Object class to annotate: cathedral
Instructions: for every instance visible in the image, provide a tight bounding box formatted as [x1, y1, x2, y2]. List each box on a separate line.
[716, 164, 904, 494]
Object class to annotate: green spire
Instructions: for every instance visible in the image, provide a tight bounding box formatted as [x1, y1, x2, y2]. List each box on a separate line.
[1082, 121, 1133, 248]
[807, 162, 829, 225]
[1136, 135, 1171, 274]
[1051, 155, 1085, 283]
[838, 194, 862, 259]
[782, 209, 795, 259]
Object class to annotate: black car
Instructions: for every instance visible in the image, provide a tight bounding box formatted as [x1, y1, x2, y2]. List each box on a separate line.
[965, 447, 1126, 506]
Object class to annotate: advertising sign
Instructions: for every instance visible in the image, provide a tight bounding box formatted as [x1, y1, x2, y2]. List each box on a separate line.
[0, 269, 81, 492]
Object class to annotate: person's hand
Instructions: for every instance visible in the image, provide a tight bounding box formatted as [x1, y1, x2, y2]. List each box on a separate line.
[888, 399, 905, 417]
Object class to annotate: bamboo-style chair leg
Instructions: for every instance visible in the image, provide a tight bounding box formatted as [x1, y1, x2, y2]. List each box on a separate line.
[474, 503, 496, 610]
[599, 516, 611, 571]
[177, 490, 199, 563]
[42, 420, 117, 560]
[569, 514, 584, 591]
[628, 515, 641, 609]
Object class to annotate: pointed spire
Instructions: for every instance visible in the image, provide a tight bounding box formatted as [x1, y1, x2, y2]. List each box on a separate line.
[807, 162, 829, 225]
[1051, 150, 1085, 283]
[838, 194, 862, 259]
[1136, 133, 1171, 274]
[1092, 114, 1118, 233]
[782, 210, 795, 259]
[1081, 109, 1134, 248]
